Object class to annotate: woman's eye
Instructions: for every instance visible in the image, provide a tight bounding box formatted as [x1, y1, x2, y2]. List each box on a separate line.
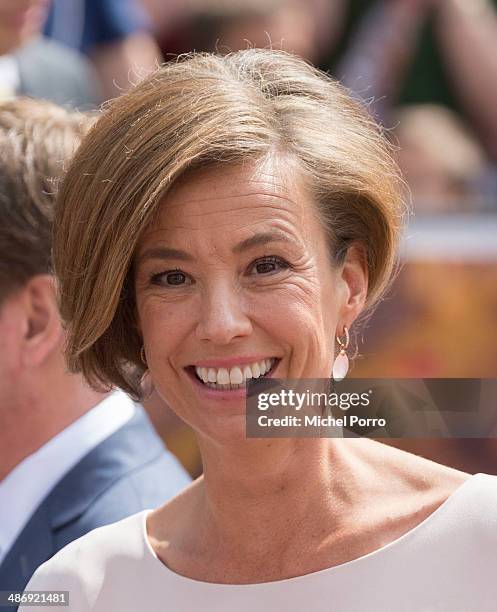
[249, 256, 289, 275]
[151, 270, 191, 286]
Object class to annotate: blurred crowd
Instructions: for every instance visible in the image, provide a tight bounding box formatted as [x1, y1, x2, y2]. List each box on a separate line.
[2, 0, 496, 213]
[1, 0, 496, 477]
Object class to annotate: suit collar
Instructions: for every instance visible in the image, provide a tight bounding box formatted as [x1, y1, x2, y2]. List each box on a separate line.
[0, 503, 53, 592]
[0, 407, 165, 591]
[46, 406, 164, 530]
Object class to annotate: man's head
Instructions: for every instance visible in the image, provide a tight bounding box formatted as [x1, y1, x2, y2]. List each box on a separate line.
[0, 98, 94, 411]
[0, 0, 50, 56]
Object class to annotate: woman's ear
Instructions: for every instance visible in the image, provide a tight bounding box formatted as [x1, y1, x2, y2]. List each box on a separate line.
[338, 243, 368, 326]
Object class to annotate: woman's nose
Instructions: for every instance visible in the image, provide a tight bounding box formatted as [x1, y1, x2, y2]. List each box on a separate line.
[195, 284, 252, 345]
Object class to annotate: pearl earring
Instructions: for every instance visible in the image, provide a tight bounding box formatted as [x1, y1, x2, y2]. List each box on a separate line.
[332, 326, 349, 382]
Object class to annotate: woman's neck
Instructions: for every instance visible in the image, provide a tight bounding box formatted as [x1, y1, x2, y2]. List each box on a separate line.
[194, 438, 358, 558]
[149, 438, 464, 583]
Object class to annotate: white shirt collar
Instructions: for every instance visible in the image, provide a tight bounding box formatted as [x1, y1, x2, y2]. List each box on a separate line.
[0, 54, 20, 99]
[0, 390, 135, 564]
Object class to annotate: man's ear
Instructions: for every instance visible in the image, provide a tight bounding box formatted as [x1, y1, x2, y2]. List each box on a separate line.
[20, 275, 64, 368]
[338, 243, 368, 327]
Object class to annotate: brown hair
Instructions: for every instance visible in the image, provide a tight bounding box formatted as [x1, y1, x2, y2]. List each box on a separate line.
[53, 49, 406, 397]
[0, 98, 94, 304]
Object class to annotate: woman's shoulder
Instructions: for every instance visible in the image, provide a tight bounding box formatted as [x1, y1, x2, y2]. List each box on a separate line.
[24, 510, 150, 594]
[451, 472, 497, 529]
[356, 441, 497, 541]
[411, 472, 497, 561]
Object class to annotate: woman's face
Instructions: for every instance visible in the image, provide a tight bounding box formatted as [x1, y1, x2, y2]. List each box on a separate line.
[134, 156, 366, 442]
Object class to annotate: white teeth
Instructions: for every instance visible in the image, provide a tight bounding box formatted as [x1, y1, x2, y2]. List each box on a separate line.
[243, 365, 253, 380]
[229, 367, 243, 384]
[194, 358, 276, 387]
[217, 368, 230, 385]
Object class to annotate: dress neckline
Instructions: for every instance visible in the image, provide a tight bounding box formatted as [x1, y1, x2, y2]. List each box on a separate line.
[140, 473, 484, 588]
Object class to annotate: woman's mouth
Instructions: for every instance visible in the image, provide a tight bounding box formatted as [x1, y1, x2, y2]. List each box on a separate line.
[187, 358, 279, 391]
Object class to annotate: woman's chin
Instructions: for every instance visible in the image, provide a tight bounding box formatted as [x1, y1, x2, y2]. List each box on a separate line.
[196, 412, 251, 446]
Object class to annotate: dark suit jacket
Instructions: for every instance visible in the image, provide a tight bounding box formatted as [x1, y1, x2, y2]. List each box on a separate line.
[15, 37, 100, 109]
[0, 405, 190, 603]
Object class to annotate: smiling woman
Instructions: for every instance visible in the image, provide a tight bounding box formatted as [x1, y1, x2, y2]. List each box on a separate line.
[52, 50, 403, 401]
[23, 49, 497, 611]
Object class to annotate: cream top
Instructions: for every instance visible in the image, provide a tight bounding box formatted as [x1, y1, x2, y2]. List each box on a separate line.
[23, 473, 497, 612]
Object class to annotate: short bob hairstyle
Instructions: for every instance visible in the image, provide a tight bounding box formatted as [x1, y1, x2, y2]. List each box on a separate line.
[53, 49, 405, 398]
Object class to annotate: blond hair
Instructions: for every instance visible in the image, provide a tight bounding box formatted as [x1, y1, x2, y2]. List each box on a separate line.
[0, 98, 94, 303]
[53, 49, 405, 397]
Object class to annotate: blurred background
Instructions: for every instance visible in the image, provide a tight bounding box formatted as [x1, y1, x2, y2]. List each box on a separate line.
[1, 0, 496, 476]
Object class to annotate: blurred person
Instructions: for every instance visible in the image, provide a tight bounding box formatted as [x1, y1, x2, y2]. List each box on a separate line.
[0, 0, 99, 106]
[0, 99, 190, 596]
[24, 50, 497, 611]
[45, 0, 162, 99]
[155, 0, 346, 65]
[395, 104, 495, 213]
[337, 0, 497, 162]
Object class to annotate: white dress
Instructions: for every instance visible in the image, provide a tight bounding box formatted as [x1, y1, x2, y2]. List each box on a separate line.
[22, 473, 497, 612]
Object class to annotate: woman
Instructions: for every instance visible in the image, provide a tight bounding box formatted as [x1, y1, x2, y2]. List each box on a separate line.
[24, 50, 497, 611]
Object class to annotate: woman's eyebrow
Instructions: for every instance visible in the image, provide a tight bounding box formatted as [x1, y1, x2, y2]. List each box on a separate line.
[138, 247, 194, 263]
[139, 231, 296, 264]
[232, 231, 295, 253]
